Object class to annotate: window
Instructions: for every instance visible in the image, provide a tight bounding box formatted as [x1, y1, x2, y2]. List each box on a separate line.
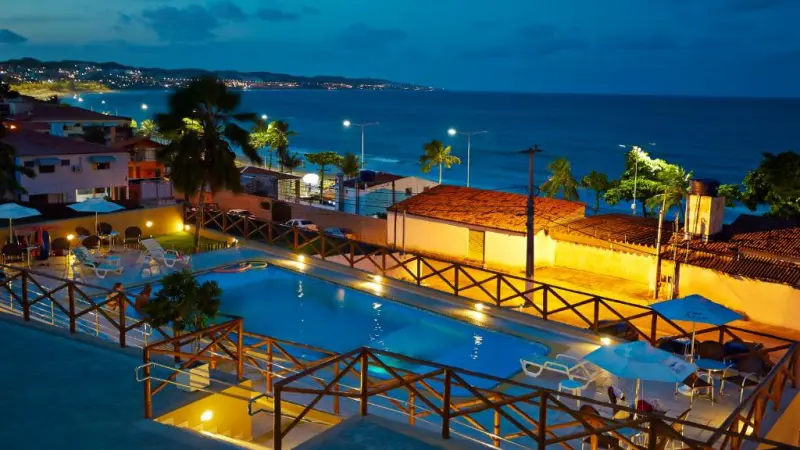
[405, 188, 413, 197]
[24, 161, 35, 168]
[93, 162, 111, 170]
[61, 159, 70, 166]
[39, 165, 56, 174]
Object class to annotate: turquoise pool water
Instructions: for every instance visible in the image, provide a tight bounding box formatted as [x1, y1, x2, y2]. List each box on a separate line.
[201, 266, 580, 382]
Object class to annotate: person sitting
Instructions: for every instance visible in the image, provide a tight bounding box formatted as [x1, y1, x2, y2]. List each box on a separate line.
[135, 284, 152, 311]
[106, 282, 124, 312]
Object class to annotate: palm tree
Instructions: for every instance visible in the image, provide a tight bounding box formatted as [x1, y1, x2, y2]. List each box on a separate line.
[155, 76, 261, 252]
[280, 152, 304, 173]
[540, 157, 579, 201]
[419, 140, 461, 184]
[647, 164, 692, 217]
[338, 152, 360, 179]
[266, 120, 296, 171]
[137, 119, 159, 138]
[0, 122, 36, 200]
[306, 151, 342, 203]
[581, 170, 611, 214]
[249, 120, 271, 169]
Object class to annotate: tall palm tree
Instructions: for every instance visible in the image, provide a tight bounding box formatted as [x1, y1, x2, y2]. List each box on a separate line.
[0, 122, 36, 200]
[281, 152, 304, 173]
[306, 151, 342, 203]
[419, 140, 461, 184]
[540, 157, 579, 201]
[266, 120, 296, 172]
[338, 152, 360, 179]
[581, 170, 611, 214]
[137, 119, 159, 138]
[647, 164, 692, 217]
[155, 76, 261, 252]
[249, 120, 271, 169]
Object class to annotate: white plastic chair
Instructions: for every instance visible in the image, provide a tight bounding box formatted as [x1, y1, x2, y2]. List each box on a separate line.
[140, 238, 191, 268]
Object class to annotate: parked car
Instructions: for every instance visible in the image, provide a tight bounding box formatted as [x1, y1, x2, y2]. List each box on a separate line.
[227, 209, 254, 218]
[283, 219, 318, 231]
[324, 227, 356, 240]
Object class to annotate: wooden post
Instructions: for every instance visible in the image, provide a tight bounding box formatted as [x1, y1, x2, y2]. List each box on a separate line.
[442, 369, 451, 439]
[144, 348, 153, 419]
[493, 409, 501, 448]
[454, 267, 460, 296]
[648, 419, 657, 450]
[333, 360, 340, 415]
[273, 388, 283, 450]
[542, 288, 549, 320]
[650, 313, 658, 344]
[409, 391, 416, 426]
[538, 392, 547, 449]
[592, 299, 599, 332]
[267, 340, 273, 393]
[236, 319, 244, 380]
[320, 233, 326, 259]
[359, 351, 369, 416]
[416, 258, 421, 286]
[21, 271, 30, 321]
[119, 294, 127, 348]
[68, 283, 76, 334]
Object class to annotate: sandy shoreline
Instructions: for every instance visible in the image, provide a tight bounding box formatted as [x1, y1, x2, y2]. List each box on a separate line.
[14, 87, 116, 99]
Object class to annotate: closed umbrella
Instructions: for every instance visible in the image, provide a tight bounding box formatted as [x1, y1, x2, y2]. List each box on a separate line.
[68, 198, 124, 235]
[651, 294, 744, 362]
[585, 341, 697, 406]
[0, 203, 41, 243]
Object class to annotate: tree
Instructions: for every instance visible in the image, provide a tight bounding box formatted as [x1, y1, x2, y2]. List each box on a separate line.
[267, 120, 296, 172]
[249, 120, 271, 169]
[155, 76, 261, 252]
[338, 152, 360, 179]
[645, 163, 692, 217]
[581, 170, 611, 215]
[740, 151, 800, 219]
[540, 157, 580, 201]
[419, 140, 461, 183]
[0, 122, 36, 199]
[717, 184, 741, 208]
[605, 146, 684, 217]
[142, 271, 221, 335]
[306, 151, 342, 203]
[136, 119, 160, 138]
[280, 152, 304, 173]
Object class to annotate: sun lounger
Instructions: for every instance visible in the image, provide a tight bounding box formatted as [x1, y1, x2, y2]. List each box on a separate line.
[140, 238, 191, 268]
[73, 246, 123, 279]
[520, 354, 598, 381]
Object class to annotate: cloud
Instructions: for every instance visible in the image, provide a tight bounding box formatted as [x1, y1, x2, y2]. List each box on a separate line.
[0, 29, 27, 44]
[464, 24, 588, 60]
[0, 14, 83, 24]
[257, 8, 301, 22]
[208, 0, 247, 22]
[337, 23, 408, 50]
[117, 13, 133, 26]
[139, 5, 222, 41]
[300, 5, 321, 15]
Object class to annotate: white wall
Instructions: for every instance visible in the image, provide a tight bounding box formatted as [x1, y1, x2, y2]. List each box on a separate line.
[17, 152, 130, 202]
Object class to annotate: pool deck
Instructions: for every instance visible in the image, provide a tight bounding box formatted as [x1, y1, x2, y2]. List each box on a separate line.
[0, 314, 236, 450]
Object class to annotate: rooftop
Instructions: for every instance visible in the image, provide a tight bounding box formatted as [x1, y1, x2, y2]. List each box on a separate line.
[12, 102, 130, 123]
[388, 184, 586, 234]
[4, 129, 129, 157]
[239, 165, 300, 180]
[342, 171, 405, 189]
[549, 213, 666, 247]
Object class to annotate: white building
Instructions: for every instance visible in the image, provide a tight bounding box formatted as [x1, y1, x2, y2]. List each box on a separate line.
[387, 185, 586, 269]
[6, 129, 130, 203]
[338, 171, 439, 216]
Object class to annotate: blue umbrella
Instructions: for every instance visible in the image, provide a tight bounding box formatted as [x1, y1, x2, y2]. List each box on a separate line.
[68, 198, 124, 233]
[652, 294, 744, 361]
[585, 341, 697, 406]
[0, 203, 41, 242]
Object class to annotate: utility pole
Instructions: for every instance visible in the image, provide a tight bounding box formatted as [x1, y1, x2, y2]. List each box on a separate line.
[520, 145, 543, 280]
[653, 188, 668, 299]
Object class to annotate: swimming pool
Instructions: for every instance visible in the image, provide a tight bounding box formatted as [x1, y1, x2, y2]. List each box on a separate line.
[200, 265, 582, 382]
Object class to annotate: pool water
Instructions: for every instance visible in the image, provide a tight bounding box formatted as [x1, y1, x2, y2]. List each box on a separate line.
[201, 267, 576, 381]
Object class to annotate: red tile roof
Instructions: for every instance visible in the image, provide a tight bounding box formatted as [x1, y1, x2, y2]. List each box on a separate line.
[549, 214, 668, 247]
[3, 129, 127, 157]
[13, 103, 130, 123]
[389, 184, 586, 234]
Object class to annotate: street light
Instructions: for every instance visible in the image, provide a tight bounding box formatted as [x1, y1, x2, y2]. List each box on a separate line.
[141, 103, 148, 110]
[447, 128, 487, 187]
[519, 145, 543, 280]
[343, 120, 379, 169]
[261, 114, 268, 121]
[619, 143, 654, 216]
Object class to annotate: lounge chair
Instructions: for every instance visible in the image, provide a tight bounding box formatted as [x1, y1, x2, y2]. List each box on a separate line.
[520, 354, 598, 381]
[73, 246, 123, 279]
[140, 238, 191, 268]
[124, 226, 142, 251]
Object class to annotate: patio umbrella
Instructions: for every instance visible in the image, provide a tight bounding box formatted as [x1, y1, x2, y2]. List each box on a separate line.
[68, 198, 124, 234]
[585, 341, 697, 406]
[651, 294, 744, 362]
[0, 203, 41, 243]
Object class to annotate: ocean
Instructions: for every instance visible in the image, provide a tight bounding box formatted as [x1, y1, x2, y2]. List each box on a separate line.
[71, 90, 800, 219]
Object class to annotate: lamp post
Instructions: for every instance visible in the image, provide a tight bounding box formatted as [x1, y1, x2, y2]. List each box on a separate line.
[520, 145, 543, 280]
[619, 144, 654, 216]
[447, 128, 487, 187]
[343, 120, 379, 169]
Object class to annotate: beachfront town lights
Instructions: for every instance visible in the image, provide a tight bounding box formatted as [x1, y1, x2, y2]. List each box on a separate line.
[600, 337, 612, 346]
[200, 410, 213, 422]
[146, 221, 153, 228]
[77, 98, 84, 103]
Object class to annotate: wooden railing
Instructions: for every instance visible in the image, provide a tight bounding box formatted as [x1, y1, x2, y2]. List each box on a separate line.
[0, 263, 170, 348]
[142, 317, 245, 419]
[188, 206, 797, 364]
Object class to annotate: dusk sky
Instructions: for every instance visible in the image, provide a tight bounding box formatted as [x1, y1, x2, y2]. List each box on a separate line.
[1, 0, 799, 97]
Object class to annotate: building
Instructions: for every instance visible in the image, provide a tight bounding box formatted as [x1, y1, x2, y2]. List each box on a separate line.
[240, 166, 301, 201]
[112, 135, 166, 180]
[337, 171, 439, 216]
[5, 100, 133, 144]
[4, 129, 130, 203]
[387, 185, 586, 268]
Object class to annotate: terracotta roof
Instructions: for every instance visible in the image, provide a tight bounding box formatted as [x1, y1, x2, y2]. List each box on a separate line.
[13, 103, 130, 123]
[240, 165, 300, 180]
[665, 247, 800, 286]
[111, 135, 164, 149]
[724, 215, 800, 259]
[3, 129, 128, 157]
[342, 171, 405, 189]
[548, 214, 669, 247]
[389, 184, 586, 234]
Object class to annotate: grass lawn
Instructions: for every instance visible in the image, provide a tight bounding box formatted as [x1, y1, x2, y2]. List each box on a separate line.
[154, 232, 226, 253]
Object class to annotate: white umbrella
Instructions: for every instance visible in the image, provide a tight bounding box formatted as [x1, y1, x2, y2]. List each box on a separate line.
[68, 198, 124, 234]
[0, 203, 41, 243]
